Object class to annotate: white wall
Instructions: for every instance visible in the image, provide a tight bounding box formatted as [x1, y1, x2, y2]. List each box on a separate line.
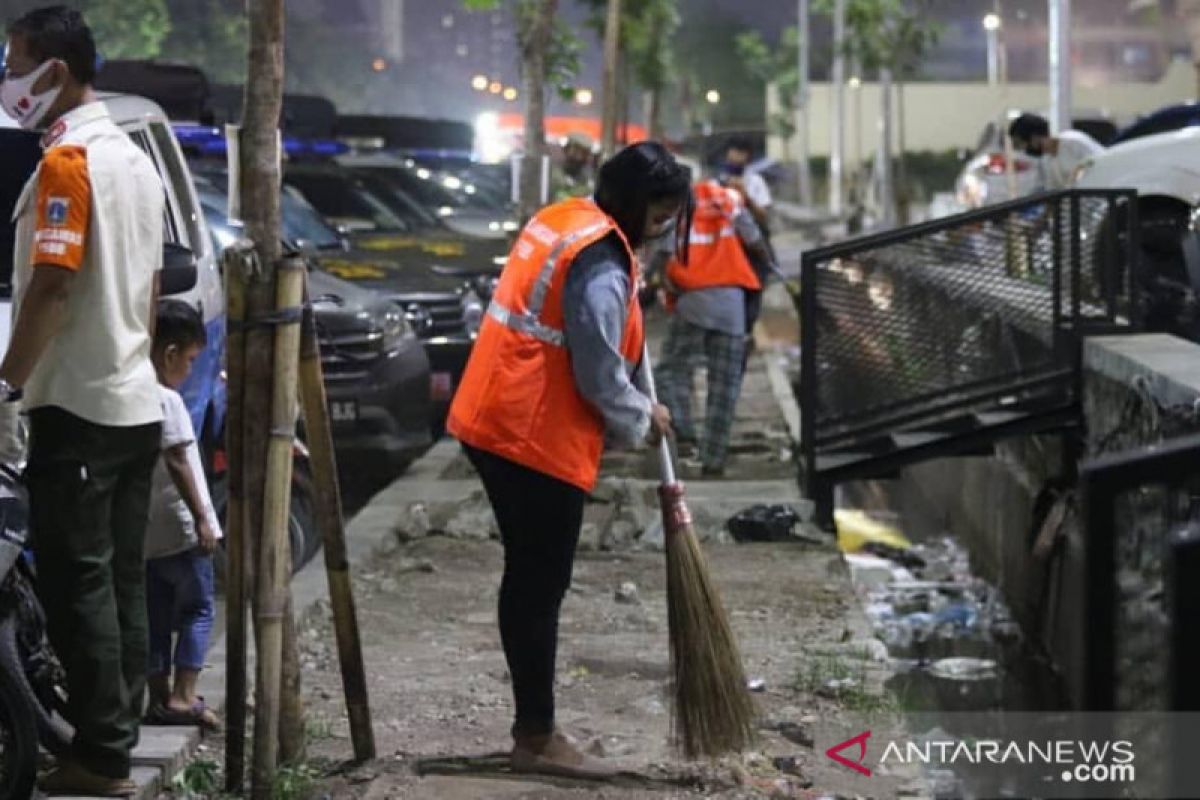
[768, 58, 1196, 162]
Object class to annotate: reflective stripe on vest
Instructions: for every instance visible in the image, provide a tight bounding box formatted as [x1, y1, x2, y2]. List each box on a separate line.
[687, 226, 737, 246]
[528, 221, 610, 316]
[487, 299, 565, 347]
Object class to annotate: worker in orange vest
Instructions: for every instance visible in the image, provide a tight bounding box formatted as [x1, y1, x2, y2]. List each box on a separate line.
[652, 178, 774, 477]
[447, 142, 690, 779]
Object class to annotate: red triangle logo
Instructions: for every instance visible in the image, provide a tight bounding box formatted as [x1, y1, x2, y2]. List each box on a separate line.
[826, 730, 872, 776]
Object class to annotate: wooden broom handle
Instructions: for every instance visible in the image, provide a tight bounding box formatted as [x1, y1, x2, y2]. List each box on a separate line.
[640, 342, 677, 485]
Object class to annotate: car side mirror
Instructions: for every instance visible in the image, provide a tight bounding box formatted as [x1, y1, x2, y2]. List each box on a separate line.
[161, 243, 198, 296]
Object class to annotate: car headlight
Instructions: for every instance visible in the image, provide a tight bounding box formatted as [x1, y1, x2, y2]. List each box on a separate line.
[473, 273, 499, 301]
[1190, 204, 1200, 234]
[463, 290, 485, 337]
[379, 307, 412, 352]
[403, 303, 434, 337]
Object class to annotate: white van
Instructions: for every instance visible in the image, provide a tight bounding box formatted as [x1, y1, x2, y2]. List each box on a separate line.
[1, 92, 225, 442]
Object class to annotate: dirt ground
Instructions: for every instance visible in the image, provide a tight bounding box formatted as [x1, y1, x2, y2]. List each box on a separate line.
[293, 531, 910, 800]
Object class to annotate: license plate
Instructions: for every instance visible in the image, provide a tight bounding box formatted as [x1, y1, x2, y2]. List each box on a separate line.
[431, 372, 454, 401]
[329, 400, 359, 423]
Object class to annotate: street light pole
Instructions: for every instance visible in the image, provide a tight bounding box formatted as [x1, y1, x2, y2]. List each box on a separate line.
[829, 0, 846, 216]
[1048, 0, 1072, 134]
[797, 0, 813, 207]
[983, 14, 1001, 85]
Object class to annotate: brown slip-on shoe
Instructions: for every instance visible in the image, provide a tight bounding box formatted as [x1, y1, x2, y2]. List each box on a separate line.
[511, 730, 618, 780]
[39, 760, 137, 797]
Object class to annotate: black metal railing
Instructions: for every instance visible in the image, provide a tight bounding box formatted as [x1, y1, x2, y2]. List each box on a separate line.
[1080, 435, 1200, 796]
[800, 189, 1139, 519]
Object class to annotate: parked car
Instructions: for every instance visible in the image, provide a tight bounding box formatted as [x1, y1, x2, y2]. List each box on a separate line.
[1075, 127, 1200, 334]
[337, 152, 519, 241]
[193, 177, 435, 471]
[282, 160, 505, 301]
[2, 95, 322, 573]
[1111, 101, 1200, 146]
[194, 163, 486, 428]
[955, 112, 1117, 209]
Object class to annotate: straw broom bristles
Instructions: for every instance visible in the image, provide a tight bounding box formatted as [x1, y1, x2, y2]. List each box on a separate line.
[660, 482, 757, 759]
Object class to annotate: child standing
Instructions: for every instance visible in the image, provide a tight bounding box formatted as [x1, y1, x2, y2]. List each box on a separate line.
[143, 300, 221, 730]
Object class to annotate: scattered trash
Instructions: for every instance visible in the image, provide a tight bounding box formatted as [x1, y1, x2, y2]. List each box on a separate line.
[928, 657, 999, 681]
[747, 677, 767, 693]
[772, 755, 810, 782]
[766, 721, 814, 748]
[614, 581, 640, 605]
[727, 504, 804, 543]
[862, 541, 926, 569]
[640, 518, 666, 550]
[817, 677, 860, 698]
[835, 509, 913, 554]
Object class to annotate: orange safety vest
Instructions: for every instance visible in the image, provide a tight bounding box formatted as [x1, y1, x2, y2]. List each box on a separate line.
[447, 198, 644, 492]
[666, 180, 762, 294]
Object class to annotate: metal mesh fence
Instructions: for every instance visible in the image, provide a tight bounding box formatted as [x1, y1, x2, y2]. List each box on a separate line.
[802, 190, 1137, 451]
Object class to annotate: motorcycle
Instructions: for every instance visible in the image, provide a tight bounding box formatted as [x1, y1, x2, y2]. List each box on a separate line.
[0, 464, 71, 799]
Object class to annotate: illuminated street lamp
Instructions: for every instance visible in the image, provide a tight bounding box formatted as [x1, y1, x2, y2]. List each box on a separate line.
[371, 58, 387, 73]
[575, 88, 594, 106]
[472, 74, 489, 91]
[983, 13, 1002, 85]
[488, 81, 503, 94]
[848, 76, 862, 89]
[705, 89, 721, 105]
[503, 87, 518, 101]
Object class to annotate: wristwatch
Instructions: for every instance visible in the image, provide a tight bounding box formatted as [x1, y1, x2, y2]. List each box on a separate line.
[0, 379, 22, 403]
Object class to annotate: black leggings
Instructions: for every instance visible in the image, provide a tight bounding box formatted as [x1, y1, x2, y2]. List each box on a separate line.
[464, 444, 586, 737]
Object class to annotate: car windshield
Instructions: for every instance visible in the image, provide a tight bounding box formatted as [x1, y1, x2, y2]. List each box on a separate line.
[193, 168, 345, 251]
[0, 130, 44, 298]
[285, 170, 410, 233]
[351, 172, 440, 229]
[280, 187, 344, 251]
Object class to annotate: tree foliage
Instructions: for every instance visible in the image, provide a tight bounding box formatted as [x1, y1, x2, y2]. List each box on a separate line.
[162, 0, 247, 84]
[735, 27, 799, 139]
[813, 0, 941, 80]
[463, 0, 582, 99]
[578, 0, 681, 99]
[81, 0, 170, 60]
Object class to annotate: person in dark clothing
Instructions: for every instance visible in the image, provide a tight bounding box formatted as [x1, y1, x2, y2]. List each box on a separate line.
[448, 142, 691, 779]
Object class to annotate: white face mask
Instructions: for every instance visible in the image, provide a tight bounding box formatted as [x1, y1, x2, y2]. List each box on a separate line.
[0, 60, 62, 130]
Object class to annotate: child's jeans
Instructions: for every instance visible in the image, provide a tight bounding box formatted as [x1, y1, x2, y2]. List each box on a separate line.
[145, 548, 215, 676]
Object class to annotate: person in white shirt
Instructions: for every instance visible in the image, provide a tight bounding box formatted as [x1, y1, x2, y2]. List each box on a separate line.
[1, 8, 163, 795]
[143, 300, 221, 732]
[719, 136, 773, 230]
[1008, 113, 1104, 190]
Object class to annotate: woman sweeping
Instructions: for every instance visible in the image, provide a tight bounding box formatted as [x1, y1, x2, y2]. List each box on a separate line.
[447, 142, 692, 779]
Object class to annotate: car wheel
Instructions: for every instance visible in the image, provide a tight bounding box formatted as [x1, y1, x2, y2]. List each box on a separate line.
[1095, 198, 1192, 332]
[210, 469, 322, 586]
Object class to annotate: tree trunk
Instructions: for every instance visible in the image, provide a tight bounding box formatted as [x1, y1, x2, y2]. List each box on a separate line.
[600, 0, 623, 156]
[878, 67, 895, 228]
[896, 80, 910, 225]
[519, 0, 557, 221]
[240, 2, 288, 798]
[647, 87, 663, 140]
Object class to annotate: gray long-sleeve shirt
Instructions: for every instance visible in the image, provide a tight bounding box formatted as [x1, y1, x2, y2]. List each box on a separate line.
[562, 235, 652, 448]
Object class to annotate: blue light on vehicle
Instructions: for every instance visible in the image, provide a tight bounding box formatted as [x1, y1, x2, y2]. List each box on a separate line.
[173, 124, 349, 159]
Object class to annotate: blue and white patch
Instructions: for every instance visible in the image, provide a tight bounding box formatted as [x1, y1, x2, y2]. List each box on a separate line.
[46, 197, 69, 226]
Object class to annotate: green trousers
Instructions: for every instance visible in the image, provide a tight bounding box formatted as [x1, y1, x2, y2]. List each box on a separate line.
[27, 406, 161, 779]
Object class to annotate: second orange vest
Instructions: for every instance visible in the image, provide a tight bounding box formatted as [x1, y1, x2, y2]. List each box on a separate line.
[667, 179, 762, 294]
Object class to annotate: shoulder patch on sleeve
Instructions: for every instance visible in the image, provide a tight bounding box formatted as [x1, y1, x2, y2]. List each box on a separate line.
[33, 145, 91, 271]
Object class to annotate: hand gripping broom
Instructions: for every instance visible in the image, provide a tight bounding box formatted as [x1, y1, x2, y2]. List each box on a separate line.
[641, 344, 757, 759]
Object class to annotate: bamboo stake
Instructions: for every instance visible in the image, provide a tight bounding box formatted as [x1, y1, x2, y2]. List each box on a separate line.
[279, 593, 306, 764]
[297, 290, 376, 761]
[251, 258, 306, 799]
[223, 244, 251, 794]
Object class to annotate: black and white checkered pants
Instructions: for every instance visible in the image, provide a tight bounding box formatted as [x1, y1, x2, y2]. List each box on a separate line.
[656, 315, 747, 471]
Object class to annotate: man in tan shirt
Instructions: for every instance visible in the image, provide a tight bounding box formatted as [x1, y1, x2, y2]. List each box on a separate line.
[2, 7, 163, 796]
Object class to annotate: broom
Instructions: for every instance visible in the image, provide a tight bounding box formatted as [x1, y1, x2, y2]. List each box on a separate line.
[642, 344, 757, 759]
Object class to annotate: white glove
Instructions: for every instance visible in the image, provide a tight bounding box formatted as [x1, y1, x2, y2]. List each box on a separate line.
[0, 401, 26, 466]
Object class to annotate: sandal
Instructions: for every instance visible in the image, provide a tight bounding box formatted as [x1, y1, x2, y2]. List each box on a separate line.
[144, 698, 222, 732]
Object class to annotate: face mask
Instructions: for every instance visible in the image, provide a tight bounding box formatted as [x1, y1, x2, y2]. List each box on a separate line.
[0, 60, 62, 130]
[1024, 145, 1043, 158]
[722, 161, 746, 177]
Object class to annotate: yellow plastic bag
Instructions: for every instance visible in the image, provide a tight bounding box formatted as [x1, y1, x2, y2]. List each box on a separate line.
[835, 509, 912, 553]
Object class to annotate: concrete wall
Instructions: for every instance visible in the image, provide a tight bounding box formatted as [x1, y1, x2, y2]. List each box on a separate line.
[845, 333, 1200, 709]
[767, 59, 1196, 162]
